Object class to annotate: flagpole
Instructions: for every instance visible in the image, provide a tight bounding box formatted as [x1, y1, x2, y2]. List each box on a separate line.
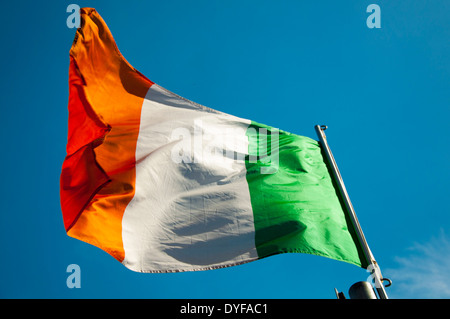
[314, 125, 389, 299]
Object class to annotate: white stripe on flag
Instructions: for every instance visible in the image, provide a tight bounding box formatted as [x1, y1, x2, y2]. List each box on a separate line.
[121, 84, 258, 272]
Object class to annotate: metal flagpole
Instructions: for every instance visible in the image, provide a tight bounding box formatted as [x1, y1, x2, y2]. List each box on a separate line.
[314, 125, 389, 299]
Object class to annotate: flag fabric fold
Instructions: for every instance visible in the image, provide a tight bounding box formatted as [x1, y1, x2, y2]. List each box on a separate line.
[60, 8, 368, 273]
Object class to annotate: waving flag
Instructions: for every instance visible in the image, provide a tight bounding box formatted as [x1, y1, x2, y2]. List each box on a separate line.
[60, 8, 368, 272]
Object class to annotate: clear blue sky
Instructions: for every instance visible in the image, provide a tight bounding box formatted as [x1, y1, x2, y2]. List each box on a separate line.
[1, 1, 449, 299]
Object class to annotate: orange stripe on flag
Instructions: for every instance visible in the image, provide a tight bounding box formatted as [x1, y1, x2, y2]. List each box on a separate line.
[60, 8, 153, 262]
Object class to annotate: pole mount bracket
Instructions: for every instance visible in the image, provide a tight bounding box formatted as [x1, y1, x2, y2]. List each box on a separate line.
[381, 278, 392, 287]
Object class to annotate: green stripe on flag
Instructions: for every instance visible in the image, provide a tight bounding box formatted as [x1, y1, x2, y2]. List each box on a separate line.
[245, 121, 367, 268]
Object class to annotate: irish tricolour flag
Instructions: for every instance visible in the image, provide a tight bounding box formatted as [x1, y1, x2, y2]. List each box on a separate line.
[60, 8, 368, 273]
